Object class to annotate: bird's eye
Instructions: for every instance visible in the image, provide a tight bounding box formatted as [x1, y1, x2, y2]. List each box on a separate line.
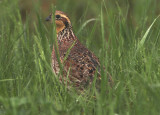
[56, 15, 61, 19]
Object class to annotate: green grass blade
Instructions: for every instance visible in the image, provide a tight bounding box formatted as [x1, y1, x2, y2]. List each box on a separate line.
[77, 18, 97, 34]
[136, 15, 160, 53]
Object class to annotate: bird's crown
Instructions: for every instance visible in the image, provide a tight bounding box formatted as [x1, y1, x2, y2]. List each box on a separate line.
[46, 10, 72, 33]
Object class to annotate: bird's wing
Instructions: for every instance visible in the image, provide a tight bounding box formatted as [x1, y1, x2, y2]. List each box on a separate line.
[61, 42, 101, 88]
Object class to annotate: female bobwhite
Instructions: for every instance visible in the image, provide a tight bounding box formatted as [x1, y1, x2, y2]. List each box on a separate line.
[46, 11, 109, 90]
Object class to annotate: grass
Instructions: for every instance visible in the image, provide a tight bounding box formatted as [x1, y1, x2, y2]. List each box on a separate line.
[0, 0, 160, 114]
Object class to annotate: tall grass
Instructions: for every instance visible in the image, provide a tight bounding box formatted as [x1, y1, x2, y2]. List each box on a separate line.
[0, 0, 160, 114]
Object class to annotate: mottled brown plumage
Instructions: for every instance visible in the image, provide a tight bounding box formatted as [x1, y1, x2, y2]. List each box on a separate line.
[46, 11, 111, 90]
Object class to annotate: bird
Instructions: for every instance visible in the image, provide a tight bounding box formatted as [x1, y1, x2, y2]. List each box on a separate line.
[46, 10, 112, 91]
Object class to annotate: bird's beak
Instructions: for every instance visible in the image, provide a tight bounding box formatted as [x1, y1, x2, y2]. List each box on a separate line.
[45, 14, 52, 21]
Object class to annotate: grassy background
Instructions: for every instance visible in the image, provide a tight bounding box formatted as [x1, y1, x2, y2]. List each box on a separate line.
[0, 0, 160, 114]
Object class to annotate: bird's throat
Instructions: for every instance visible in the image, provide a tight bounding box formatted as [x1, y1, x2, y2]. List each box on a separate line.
[57, 28, 76, 43]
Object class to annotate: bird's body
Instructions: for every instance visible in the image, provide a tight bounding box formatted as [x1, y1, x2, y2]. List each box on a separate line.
[46, 11, 109, 90]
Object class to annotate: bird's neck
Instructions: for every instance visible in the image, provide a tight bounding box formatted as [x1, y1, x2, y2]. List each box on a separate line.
[57, 27, 76, 43]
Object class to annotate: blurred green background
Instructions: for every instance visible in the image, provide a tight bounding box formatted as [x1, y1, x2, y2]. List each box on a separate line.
[1, 0, 160, 51]
[0, 0, 160, 115]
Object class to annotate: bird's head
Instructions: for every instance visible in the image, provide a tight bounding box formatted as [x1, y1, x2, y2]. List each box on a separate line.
[46, 10, 72, 33]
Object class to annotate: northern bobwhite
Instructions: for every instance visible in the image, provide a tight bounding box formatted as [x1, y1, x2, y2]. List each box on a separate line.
[46, 11, 110, 90]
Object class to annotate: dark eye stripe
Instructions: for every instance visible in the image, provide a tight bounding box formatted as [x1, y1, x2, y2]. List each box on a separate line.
[56, 15, 61, 19]
[61, 17, 69, 27]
